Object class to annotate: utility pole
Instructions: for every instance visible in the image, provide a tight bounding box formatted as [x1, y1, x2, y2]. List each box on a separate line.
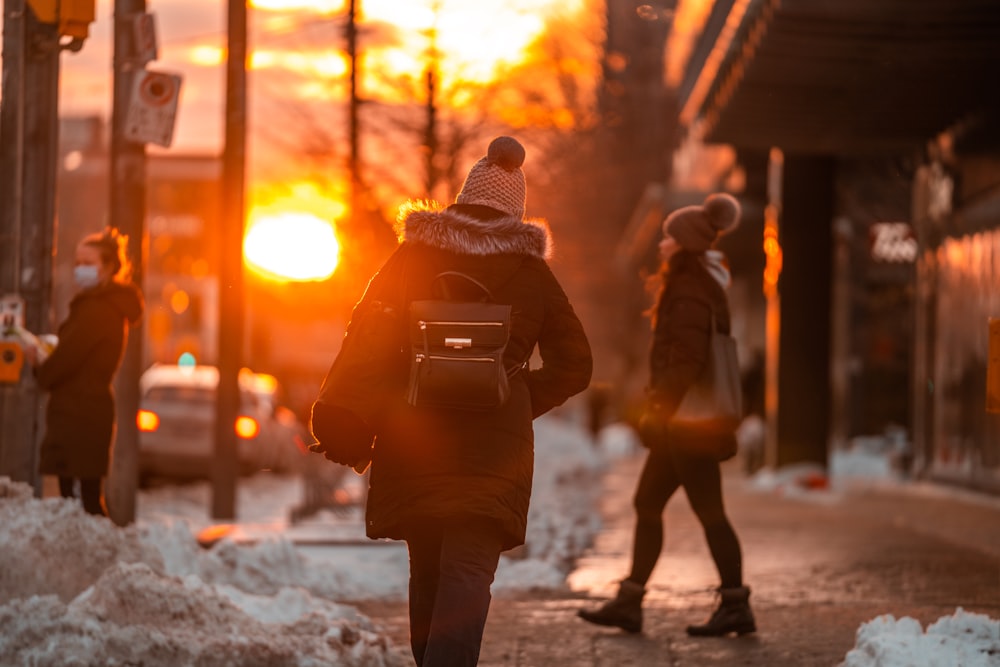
[105, 0, 147, 526]
[212, 0, 248, 520]
[0, 0, 74, 490]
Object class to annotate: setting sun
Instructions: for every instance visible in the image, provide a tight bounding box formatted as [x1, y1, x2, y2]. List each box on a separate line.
[244, 212, 340, 282]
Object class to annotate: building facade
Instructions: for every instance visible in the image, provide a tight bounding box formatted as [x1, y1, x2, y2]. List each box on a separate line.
[672, 0, 1000, 489]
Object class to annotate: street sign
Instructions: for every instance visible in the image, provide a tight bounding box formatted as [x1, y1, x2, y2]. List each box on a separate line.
[133, 13, 159, 66]
[124, 69, 182, 147]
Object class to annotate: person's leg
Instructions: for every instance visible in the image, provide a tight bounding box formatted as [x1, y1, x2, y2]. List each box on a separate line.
[79, 477, 107, 517]
[57, 476, 76, 499]
[420, 518, 503, 667]
[578, 445, 680, 633]
[675, 454, 742, 588]
[628, 444, 681, 585]
[406, 523, 444, 667]
[675, 451, 755, 636]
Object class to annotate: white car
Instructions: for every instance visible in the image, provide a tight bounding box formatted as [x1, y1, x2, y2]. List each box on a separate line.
[136, 363, 308, 483]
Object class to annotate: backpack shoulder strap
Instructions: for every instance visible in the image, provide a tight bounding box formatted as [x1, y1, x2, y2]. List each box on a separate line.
[431, 271, 494, 302]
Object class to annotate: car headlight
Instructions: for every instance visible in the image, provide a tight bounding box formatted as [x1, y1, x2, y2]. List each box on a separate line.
[235, 416, 259, 440]
[137, 410, 160, 432]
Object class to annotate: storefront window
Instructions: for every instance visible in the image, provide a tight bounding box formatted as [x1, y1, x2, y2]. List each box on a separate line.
[931, 228, 1000, 487]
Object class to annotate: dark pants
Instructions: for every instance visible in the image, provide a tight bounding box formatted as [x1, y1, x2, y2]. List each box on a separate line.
[405, 518, 504, 667]
[628, 443, 743, 589]
[58, 476, 106, 517]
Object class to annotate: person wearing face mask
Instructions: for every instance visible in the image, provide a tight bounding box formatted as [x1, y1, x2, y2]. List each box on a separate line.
[24, 227, 144, 516]
[577, 193, 755, 638]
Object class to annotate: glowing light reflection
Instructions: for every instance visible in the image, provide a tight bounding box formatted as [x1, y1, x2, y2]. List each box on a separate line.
[189, 45, 225, 67]
[251, 0, 346, 13]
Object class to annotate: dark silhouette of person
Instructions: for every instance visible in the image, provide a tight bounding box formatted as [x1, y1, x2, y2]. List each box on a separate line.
[26, 228, 143, 516]
[578, 193, 755, 637]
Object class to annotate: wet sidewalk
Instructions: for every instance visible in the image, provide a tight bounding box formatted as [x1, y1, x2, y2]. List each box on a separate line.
[358, 451, 1000, 666]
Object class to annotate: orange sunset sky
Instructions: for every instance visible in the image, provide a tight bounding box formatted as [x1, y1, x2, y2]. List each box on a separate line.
[38, 0, 707, 153]
[52, 0, 591, 153]
[3, 1, 709, 280]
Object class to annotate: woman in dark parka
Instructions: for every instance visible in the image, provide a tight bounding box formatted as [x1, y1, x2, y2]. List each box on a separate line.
[26, 228, 143, 516]
[313, 137, 592, 667]
[578, 193, 755, 637]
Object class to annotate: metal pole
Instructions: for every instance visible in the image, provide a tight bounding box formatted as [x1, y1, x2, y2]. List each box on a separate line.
[763, 147, 783, 470]
[0, 0, 60, 492]
[106, 0, 147, 526]
[212, 0, 247, 520]
[0, 0, 27, 291]
[0, 0, 30, 485]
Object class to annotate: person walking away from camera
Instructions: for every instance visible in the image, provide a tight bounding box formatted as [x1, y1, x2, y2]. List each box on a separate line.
[577, 193, 755, 637]
[315, 136, 592, 666]
[24, 228, 144, 517]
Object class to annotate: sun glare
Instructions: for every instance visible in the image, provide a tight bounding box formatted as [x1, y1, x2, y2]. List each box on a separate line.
[251, 0, 346, 13]
[179, 0, 592, 100]
[438, 9, 546, 76]
[250, 49, 349, 77]
[189, 45, 225, 67]
[244, 212, 340, 282]
[362, 0, 553, 85]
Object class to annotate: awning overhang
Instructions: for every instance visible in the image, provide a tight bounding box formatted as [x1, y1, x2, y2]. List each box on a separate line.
[678, 0, 1000, 155]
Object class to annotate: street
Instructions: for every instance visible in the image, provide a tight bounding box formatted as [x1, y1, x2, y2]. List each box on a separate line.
[355, 453, 1000, 666]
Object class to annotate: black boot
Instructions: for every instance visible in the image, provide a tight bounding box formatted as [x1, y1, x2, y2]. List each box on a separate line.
[686, 586, 756, 637]
[577, 579, 645, 633]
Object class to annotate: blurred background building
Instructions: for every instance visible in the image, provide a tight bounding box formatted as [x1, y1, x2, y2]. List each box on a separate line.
[669, 0, 1000, 491]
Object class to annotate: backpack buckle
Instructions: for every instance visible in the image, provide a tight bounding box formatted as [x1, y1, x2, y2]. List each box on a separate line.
[445, 337, 472, 349]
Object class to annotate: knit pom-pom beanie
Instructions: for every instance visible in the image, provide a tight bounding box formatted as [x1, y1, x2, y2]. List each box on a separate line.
[663, 192, 741, 252]
[455, 136, 527, 219]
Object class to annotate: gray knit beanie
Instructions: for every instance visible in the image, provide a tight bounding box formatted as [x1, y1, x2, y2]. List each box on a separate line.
[455, 136, 527, 219]
[663, 193, 741, 252]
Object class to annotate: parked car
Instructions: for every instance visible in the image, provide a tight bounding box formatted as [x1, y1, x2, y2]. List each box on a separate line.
[136, 363, 309, 484]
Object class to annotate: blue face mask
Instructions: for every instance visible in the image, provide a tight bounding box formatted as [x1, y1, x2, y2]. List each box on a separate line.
[74, 265, 101, 289]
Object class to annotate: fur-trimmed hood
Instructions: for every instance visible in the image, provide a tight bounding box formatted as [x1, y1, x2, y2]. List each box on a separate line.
[397, 201, 552, 259]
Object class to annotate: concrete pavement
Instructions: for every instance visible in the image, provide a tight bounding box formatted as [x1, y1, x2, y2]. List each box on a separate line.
[355, 452, 1000, 666]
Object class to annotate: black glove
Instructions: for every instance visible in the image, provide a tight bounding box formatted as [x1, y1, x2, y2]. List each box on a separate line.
[309, 402, 376, 469]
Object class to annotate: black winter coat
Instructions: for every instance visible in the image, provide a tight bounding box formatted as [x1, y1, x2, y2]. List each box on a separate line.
[647, 250, 737, 457]
[359, 203, 593, 550]
[37, 281, 144, 478]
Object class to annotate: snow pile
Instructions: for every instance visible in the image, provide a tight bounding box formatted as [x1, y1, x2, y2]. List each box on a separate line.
[0, 479, 159, 602]
[0, 477, 403, 666]
[0, 413, 617, 663]
[494, 416, 608, 589]
[747, 461, 833, 500]
[841, 608, 1000, 667]
[140, 519, 374, 599]
[0, 561, 396, 667]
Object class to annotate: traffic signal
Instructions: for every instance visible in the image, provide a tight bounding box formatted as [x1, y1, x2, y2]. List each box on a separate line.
[26, 0, 95, 40]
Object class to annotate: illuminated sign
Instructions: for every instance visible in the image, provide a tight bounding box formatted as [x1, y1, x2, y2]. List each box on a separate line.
[870, 222, 917, 263]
